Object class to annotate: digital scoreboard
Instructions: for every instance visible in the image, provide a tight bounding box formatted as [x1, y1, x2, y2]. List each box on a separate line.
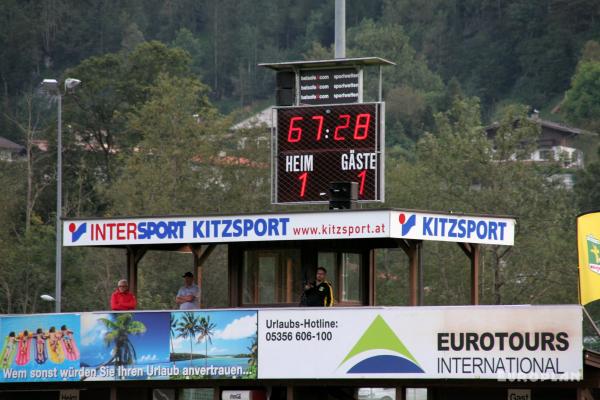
[273, 102, 384, 204]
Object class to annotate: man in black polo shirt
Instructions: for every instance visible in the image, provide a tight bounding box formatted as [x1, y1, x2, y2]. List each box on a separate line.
[302, 267, 334, 307]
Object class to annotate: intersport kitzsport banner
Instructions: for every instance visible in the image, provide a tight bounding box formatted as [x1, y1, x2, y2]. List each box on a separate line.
[63, 210, 516, 247]
[257, 305, 582, 380]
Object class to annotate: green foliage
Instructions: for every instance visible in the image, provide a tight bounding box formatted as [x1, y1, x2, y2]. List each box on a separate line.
[0, 0, 597, 314]
[575, 149, 600, 213]
[563, 61, 600, 132]
[382, 99, 578, 305]
[107, 73, 217, 215]
[347, 19, 445, 144]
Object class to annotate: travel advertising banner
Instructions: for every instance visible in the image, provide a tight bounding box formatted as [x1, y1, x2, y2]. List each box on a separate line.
[257, 306, 582, 380]
[79, 310, 257, 381]
[0, 310, 257, 383]
[0, 314, 81, 383]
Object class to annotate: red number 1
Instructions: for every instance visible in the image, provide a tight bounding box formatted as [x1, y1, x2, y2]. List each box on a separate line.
[299, 172, 308, 197]
[357, 170, 367, 195]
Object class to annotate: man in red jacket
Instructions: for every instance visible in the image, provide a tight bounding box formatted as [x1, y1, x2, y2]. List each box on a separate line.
[110, 279, 137, 311]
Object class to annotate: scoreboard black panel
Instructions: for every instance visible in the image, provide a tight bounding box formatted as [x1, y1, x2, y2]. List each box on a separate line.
[274, 103, 384, 203]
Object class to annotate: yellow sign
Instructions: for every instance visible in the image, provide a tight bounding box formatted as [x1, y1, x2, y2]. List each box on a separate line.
[577, 212, 600, 304]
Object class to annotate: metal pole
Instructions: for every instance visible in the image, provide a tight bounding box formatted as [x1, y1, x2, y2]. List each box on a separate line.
[334, 0, 346, 59]
[56, 93, 62, 313]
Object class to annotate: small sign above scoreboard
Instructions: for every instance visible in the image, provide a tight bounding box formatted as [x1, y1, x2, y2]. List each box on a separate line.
[299, 68, 360, 105]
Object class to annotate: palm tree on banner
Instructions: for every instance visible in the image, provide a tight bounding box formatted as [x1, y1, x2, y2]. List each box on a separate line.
[99, 313, 146, 378]
[247, 334, 258, 377]
[169, 314, 177, 356]
[197, 316, 216, 368]
[175, 312, 201, 366]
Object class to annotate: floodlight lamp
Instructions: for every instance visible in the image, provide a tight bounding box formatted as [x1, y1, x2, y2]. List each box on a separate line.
[64, 78, 81, 91]
[40, 294, 56, 302]
[41, 78, 59, 93]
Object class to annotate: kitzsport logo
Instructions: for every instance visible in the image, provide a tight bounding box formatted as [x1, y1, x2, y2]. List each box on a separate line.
[399, 213, 416, 236]
[399, 212, 508, 241]
[340, 315, 424, 374]
[69, 222, 87, 242]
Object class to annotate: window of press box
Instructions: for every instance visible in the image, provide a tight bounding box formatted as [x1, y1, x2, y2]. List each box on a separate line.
[242, 249, 302, 305]
[318, 251, 363, 304]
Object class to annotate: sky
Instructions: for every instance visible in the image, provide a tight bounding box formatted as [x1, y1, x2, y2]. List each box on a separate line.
[80, 312, 170, 367]
[171, 310, 257, 356]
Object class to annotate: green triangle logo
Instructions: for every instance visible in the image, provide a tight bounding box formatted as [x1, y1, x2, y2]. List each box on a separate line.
[340, 315, 420, 366]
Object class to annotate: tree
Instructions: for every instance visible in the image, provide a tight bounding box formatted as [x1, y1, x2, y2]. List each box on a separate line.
[197, 316, 216, 368]
[106, 73, 219, 216]
[175, 312, 201, 366]
[63, 41, 193, 185]
[574, 149, 600, 213]
[562, 60, 600, 132]
[346, 19, 445, 145]
[383, 98, 578, 305]
[100, 313, 146, 377]
[4, 92, 52, 234]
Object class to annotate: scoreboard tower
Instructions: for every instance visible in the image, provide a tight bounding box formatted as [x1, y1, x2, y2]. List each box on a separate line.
[259, 57, 394, 205]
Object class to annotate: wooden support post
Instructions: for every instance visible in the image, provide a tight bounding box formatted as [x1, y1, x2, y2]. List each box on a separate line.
[398, 240, 421, 306]
[286, 257, 293, 303]
[394, 386, 404, 400]
[578, 388, 595, 400]
[286, 385, 294, 400]
[191, 244, 216, 308]
[369, 249, 376, 306]
[191, 245, 203, 308]
[126, 246, 147, 296]
[458, 243, 480, 305]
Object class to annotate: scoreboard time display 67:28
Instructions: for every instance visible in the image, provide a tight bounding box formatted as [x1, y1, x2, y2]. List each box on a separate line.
[273, 102, 384, 203]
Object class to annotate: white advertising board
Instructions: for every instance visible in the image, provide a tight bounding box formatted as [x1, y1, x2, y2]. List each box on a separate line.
[390, 211, 515, 246]
[63, 211, 390, 246]
[63, 210, 516, 247]
[257, 305, 581, 380]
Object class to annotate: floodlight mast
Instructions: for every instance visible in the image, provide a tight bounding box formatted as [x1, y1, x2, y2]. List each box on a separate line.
[40, 77, 81, 313]
[334, 0, 346, 59]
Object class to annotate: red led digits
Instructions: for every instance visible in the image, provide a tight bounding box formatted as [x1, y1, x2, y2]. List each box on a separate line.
[288, 116, 303, 143]
[311, 115, 324, 141]
[277, 103, 381, 203]
[298, 172, 308, 197]
[334, 114, 350, 141]
[354, 113, 371, 140]
[357, 170, 367, 195]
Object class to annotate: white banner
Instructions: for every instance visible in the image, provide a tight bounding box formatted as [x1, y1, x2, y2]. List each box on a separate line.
[63, 210, 515, 247]
[390, 211, 515, 246]
[63, 211, 390, 246]
[257, 305, 582, 380]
